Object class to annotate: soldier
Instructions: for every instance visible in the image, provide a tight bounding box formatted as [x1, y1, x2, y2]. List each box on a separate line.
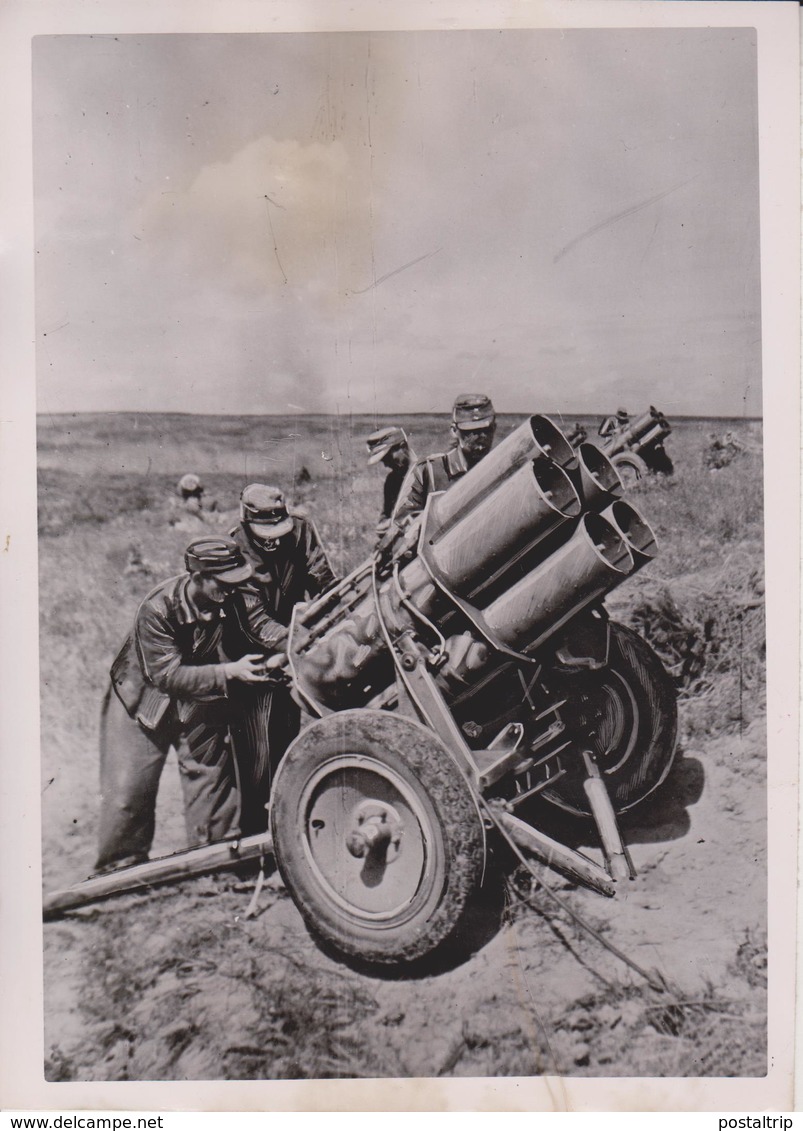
[365, 425, 414, 540]
[598, 408, 630, 440]
[705, 430, 742, 471]
[566, 421, 588, 448]
[95, 537, 266, 874]
[169, 473, 218, 530]
[393, 393, 497, 523]
[227, 484, 337, 833]
[723, 430, 742, 455]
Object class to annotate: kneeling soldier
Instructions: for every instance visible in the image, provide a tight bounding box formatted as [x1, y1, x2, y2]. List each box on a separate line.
[95, 537, 265, 873]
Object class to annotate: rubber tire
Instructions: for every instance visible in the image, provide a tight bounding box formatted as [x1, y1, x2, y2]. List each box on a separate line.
[270, 709, 486, 967]
[612, 450, 648, 488]
[539, 622, 678, 817]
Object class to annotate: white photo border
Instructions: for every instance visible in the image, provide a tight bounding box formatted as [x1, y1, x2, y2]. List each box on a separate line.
[0, 0, 798, 1113]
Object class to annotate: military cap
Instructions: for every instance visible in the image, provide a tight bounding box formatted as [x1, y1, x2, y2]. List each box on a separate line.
[184, 537, 252, 583]
[366, 425, 408, 466]
[177, 473, 203, 496]
[616, 408, 630, 421]
[240, 483, 295, 539]
[452, 393, 496, 431]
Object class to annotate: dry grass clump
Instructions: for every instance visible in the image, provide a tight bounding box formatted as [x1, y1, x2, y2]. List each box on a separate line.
[608, 432, 765, 739]
[541, 975, 766, 1077]
[49, 894, 394, 1081]
[623, 552, 764, 737]
[215, 953, 386, 1079]
[732, 927, 768, 990]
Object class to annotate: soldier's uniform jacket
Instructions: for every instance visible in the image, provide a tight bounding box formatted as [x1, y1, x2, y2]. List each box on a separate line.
[229, 517, 336, 652]
[110, 574, 234, 732]
[381, 465, 410, 521]
[393, 445, 469, 522]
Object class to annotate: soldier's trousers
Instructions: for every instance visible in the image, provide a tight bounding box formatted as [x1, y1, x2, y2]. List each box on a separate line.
[229, 682, 301, 836]
[95, 685, 241, 872]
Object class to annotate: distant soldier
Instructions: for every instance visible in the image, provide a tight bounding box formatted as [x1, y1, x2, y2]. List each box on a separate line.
[393, 393, 497, 523]
[705, 430, 742, 471]
[598, 407, 630, 440]
[704, 432, 723, 468]
[227, 484, 337, 833]
[169, 473, 218, 530]
[96, 537, 264, 873]
[365, 425, 414, 540]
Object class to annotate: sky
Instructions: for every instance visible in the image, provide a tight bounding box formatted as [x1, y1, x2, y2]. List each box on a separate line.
[33, 28, 761, 417]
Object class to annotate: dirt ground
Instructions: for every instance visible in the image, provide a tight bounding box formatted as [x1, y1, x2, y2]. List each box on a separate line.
[38, 414, 767, 1081]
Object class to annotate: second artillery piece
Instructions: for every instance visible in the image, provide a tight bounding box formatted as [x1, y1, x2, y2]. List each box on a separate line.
[45, 416, 678, 969]
[597, 405, 674, 484]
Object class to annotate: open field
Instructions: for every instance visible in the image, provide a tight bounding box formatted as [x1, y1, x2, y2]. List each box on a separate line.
[39, 412, 766, 1081]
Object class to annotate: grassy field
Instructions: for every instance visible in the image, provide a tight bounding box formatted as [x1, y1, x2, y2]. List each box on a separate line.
[38, 411, 766, 1081]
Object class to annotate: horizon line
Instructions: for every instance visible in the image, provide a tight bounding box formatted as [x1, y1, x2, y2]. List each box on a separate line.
[35, 409, 763, 422]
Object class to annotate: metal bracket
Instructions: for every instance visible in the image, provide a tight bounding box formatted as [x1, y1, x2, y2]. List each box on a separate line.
[472, 722, 527, 791]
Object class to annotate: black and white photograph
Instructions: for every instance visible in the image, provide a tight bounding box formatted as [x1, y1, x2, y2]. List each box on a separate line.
[0, 0, 799, 1114]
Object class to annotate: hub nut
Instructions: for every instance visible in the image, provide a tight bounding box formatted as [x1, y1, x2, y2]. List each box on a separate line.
[344, 802, 404, 862]
[346, 815, 392, 858]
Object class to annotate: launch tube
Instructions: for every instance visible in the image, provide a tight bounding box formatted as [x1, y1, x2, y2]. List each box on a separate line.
[398, 557, 440, 614]
[628, 409, 660, 440]
[635, 423, 665, 448]
[482, 513, 634, 653]
[574, 443, 623, 511]
[426, 458, 581, 594]
[431, 415, 577, 535]
[602, 499, 657, 571]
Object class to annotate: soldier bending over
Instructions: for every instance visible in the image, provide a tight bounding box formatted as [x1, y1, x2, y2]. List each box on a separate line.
[95, 537, 266, 873]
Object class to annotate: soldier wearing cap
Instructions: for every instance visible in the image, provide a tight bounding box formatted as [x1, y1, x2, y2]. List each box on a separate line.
[227, 485, 337, 833]
[230, 484, 336, 647]
[95, 536, 267, 873]
[598, 408, 630, 440]
[365, 426, 415, 539]
[393, 393, 497, 523]
[169, 473, 218, 530]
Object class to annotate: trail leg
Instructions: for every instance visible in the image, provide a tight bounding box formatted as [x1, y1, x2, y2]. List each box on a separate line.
[581, 750, 635, 882]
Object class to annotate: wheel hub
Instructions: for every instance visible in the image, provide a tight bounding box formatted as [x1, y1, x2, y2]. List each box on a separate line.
[299, 757, 432, 920]
[345, 800, 404, 861]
